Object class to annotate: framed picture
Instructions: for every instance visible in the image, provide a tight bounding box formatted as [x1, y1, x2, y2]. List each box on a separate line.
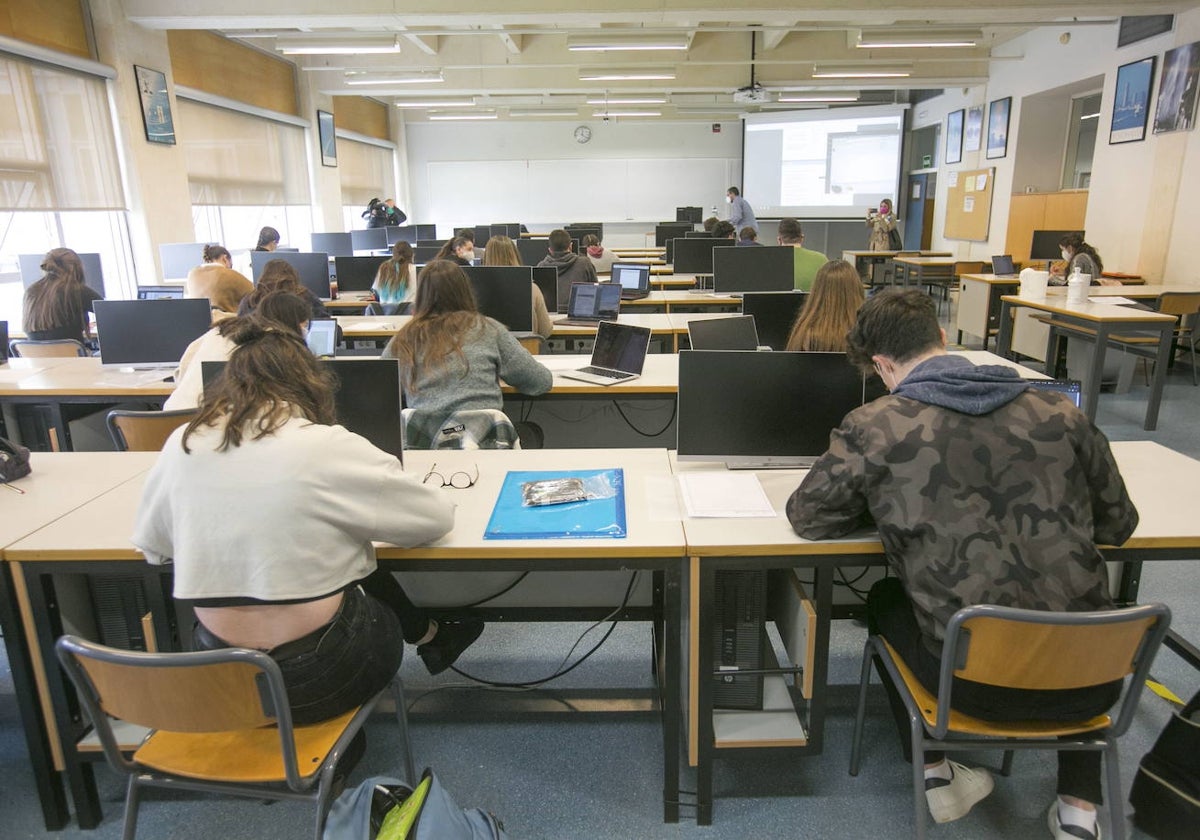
[963, 105, 984, 152]
[945, 109, 964, 164]
[1153, 41, 1200, 133]
[1111, 56, 1157, 143]
[134, 65, 175, 145]
[317, 109, 337, 167]
[985, 96, 1011, 159]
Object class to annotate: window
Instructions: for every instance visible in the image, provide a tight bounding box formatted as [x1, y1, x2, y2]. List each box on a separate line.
[1063, 93, 1102, 189]
[338, 136, 397, 231]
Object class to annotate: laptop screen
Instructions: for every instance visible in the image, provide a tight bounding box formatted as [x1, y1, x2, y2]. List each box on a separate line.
[611, 263, 650, 292]
[590, 321, 651, 374]
[1025, 379, 1082, 408]
[568, 283, 621, 318]
[306, 320, 337, 357]
[991, 255, 1016, 276]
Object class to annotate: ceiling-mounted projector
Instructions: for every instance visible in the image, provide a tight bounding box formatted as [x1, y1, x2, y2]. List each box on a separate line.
[733, 84, 768, 104]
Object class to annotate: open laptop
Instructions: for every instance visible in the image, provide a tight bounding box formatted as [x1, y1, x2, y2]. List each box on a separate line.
[306, 319, 338, 358]
[991, 255, 1017, 277]
[1025, 378, 1082, 407]
[687, 315, 760, 350]
[611, 262, 651, 300]
[557, 282, 622, 326]
[560, 321, 652, 386]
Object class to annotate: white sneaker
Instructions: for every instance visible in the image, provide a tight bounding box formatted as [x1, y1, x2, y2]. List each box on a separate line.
[924, 760, 994, 823]
[1047, 802, 1101, 840]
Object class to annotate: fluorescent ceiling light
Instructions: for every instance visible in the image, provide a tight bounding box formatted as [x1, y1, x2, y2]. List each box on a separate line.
[1080, 112, 1100, 120]
[593, 110, 661, 117]
[277, 36, 400, 55]
[345, 71, 444, 86]
[585, 96, 667, 105]
[857, 29, 982, 49]
[777, 93, 861, 103]
[813, 65, 911, 79]
[579, 67, 676, 81]
[394, 98, 476, 108]
[509, 109, 580, 117]
[428, 113, 497, 121]
[568, 35, 689, 52]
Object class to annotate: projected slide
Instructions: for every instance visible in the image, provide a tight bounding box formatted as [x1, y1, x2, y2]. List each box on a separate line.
[743, 106, 906, 218]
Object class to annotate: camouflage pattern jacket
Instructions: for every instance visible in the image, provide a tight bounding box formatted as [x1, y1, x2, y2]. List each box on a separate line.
[786, 355, 1138, 645]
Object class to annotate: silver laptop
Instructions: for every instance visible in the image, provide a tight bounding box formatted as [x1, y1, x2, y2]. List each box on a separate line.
[991, 255, 1017, 277]
[560, 321, 652, 385]
[611, 262, 651, 300]
[557, 282, 622, 326]
[306, 319, 337, 357]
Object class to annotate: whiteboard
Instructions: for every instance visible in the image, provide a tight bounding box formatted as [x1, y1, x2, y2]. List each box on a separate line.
[426, 157, 735, 224]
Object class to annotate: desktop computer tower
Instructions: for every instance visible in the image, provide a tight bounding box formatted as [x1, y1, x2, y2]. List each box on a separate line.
[711, 569, 766, 710]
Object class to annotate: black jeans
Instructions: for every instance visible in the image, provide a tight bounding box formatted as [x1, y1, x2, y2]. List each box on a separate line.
[193, 569, 429, 726]
[866, 578, 1120, 803]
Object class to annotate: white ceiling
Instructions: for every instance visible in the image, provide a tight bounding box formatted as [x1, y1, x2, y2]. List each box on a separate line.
[122, 1, 1192, 121]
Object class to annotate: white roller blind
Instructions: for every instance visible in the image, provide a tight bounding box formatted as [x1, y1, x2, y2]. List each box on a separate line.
[338, 136, 395, 207]
[176, 98, 310, 206]
[0, 56, 125, 210]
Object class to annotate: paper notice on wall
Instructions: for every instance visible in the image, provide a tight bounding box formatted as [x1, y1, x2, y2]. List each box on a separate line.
[965, 175, 976, 191]
[976, 172, 988, 189]
[912, 182, 921, 199]
[963, 196, 975, 212]
[947, 171, 959, 187]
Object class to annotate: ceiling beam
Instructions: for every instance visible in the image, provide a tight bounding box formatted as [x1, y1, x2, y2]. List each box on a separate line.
[404, 33, 440, 55]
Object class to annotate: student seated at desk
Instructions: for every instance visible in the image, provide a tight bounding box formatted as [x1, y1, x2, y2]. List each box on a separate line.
[22, 248, 103, 344]
[483, 234, 553, 338]
[373, 240, 417, 307]
[237, 258, 331, 322]
[435, 235, 475, 266]
[786, 290, 1138, 840]
[1049, 232, 1120, 286]
[778, 218, 828, 291]
[785, 259, 863, 351]
[736, 226, 762, 247]
[382, 261, 552, 446]
[133, 318, 484, 727]
[711, 220, 736, 240]
[537, 228, 598, 287]
[582, 233, 617, 274]
[185, 244, 253, 324]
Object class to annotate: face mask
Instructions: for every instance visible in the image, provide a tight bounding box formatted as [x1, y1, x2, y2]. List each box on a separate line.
[725, 196, 733, 203]
[879, 205, 889, 215]
[1061, 249, 1070, 261]
[461, 249, 476, 261]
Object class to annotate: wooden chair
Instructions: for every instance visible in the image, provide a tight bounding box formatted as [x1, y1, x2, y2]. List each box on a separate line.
[1156, 291, 1200, 385]
[55, 635, 416, 840]
[849, 602, 1171, 840]
[9, 338, 88, 357]
[106, 409, 198, 452]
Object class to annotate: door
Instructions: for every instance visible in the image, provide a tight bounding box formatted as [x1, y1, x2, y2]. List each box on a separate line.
[903, 173, 936, 250]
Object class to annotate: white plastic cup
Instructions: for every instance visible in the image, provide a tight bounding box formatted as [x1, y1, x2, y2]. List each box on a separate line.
[1018, 268, 1049, 299]
[1066, 274, 1090, 305]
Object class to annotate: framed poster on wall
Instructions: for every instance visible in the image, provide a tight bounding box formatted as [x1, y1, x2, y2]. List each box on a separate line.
[985, 97, 1011, 159]
[134, 65, 175, 145]
[1112, 56, 1156, 143]
[317, 109, 337, 167]
[945, 109, 964, 164]
[1153, 41, 1200, 133]
[964, 105, 984, 152]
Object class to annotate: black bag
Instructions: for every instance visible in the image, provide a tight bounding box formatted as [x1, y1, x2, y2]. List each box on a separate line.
[887, 225, 903, 251]
[1129, 688, 1200, 839]
[0, 437, 31, 484]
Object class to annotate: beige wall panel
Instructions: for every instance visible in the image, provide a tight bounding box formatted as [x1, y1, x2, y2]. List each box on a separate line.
[167, 30, 297, 116]
[333, 96, 389, 141]
[0, 0, 90, 57]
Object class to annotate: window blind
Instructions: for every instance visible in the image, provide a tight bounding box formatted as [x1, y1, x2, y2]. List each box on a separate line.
[338, 135, 396, 208]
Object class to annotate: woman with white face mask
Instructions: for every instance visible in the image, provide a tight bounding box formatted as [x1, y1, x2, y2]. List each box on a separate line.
[1050, 232, 1114, 285]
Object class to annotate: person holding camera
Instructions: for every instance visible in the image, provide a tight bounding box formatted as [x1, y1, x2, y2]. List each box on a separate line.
[866, 199, 898, 251]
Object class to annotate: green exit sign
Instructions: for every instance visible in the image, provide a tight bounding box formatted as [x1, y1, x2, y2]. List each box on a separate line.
[922, 154, 932, 168]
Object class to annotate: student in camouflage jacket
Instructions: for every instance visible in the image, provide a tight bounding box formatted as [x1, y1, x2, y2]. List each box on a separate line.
[786, 290, 1138, 840]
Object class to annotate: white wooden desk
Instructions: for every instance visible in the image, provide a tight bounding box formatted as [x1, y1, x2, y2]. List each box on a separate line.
[841, 250, 952, 281]
[891, 255, 957, 289]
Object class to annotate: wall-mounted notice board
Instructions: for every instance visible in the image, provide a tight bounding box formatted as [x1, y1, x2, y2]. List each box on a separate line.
[944, 167, 995, 241]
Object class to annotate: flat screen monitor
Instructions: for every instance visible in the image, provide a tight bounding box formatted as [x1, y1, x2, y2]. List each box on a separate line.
[94, 298, 212, 369]
[713, 246, 795, 295]
[676, 206, 703, 223]
[413, 245, 443, 265]
[687, 316, 759, 350]
[532, 266, 558, 313]
[311, 233, 354, 257]
[517, 237, 552, 267]
[333, 256, 388, 293]
[137, 286, 185, 300]
[202, 359, 404, 461]
[387, 226, 419, 245]
[672, 238, 730, 275]
[455, 225, 493, 248]
[741, 292, 808, 350]
[462, 266, 534, 332]
[19, 252, 105, 297]
[250, 251, 331, 299]
[564, 225, 601, 245]
[490, 223, 522, 239]
[411, 224, 437, 240]
[655, 222, 694, 247]
[684, 230, 717, 238]
[677, 350, 885, 468]
[350, 228, 388, 251]
[1030, 230, 1081, 261]
[159, 242, 208, 280]
[415, 239, 445, 248]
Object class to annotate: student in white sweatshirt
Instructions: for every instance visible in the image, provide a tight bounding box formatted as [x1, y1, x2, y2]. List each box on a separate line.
[133, 317, 482, 724]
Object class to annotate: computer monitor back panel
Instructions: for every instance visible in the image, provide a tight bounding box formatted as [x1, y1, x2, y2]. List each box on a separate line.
[159, 243, 208, 281]
[677, 350, 881, 468]
[19, 253, 105, 297]
[713, 246, 795, 294]
[334, 256, 388, 293]
[676, 206, 703, 223]
[687, 315, 759, 351]
[672, 239, 730, 275]
[741, 292, 808, 350]
[250, 251, 331, 299]
[413, 245, 443, 265]
[517, 238, 552, 267]
[350, 228, 388, 251]
[311, 233, 354, 257]
[94, 298, 213, 369]
[532, 266, 558, 313]
[463, 266, 534, 332]
[1030, 230, 1081, 262]
[655, 223, 695, 247]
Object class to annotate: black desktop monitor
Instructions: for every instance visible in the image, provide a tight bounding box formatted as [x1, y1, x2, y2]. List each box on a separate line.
[741, 292, 808, 351]
[1030, 230, 1082, 261]
[655, 222, 695, 247]
[94, 298, 212, 369]
[564, 225, 601, 245]
[672, 238, 730, 275]
[333, 256, 388, 293]
[159, 242, 208, 281]
[413, 245, 443, 265]
[677, 350, 885, 468]
[676, 206, 703, 223]
[455, 225, 493, 248]
[0, 321, 7, 364]
[532, 266, 558, 313]
[19, 252, 105, 297]
[412, 224, 438, 240]
[713, 246, 795, 294]
[386, 226, 418, 245]
[137, 286, 185, 300]
[517, 237, 552, 267]
[202, 359, 404, 460]
[462, 266, 534, 332]
[311, 233, 354, 257]
[684, 230, 717, 238]
[687, 316, 759, 351]
[490, 223, 522, 239]
[350, 228, 388, 251]
[415, 239, 445, 248]
[250, 251, 331, 299]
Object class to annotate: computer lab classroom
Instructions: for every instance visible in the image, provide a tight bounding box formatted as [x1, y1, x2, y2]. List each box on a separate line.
[1, 2, 1200, 839]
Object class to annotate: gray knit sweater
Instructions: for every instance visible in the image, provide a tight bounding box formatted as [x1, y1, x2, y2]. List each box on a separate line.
[382, 316, 552, 420]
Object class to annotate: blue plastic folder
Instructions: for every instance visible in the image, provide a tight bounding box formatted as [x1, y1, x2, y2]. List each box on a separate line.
[484, 469, 627, 540]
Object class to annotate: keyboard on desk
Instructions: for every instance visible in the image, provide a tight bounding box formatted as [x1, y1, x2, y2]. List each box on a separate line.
[576, 365, 625, 379]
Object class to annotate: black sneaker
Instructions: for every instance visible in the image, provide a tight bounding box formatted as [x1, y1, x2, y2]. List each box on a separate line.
[417, 619, 484, 675]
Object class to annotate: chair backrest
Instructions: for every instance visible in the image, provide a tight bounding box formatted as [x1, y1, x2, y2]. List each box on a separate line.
[106, 409, 198, 451]
[9, 338, 88, 358]
[402, 408, 519, 450]
[1157, 292, 1200, 319]
[954, 261, 987, 277]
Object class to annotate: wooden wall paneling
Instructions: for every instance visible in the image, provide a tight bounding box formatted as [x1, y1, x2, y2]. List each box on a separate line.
[333, 96, 390, 141]
[1044, 190, 1088, 230]
[167, 31, 298, 116]
[1005, 193, 1047, 264]
[0, 0, 90, 58]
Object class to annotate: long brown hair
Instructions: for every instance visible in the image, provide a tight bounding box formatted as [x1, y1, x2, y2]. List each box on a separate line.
[785, 259, 865, 352]
[387, 261, 483, 392]
[218, 291, 309, 339]
[241, 259, 306, 312]
[184, 317, 335, 453]
[482, 235, 521, 267]
[376, 241, 414, 299]
[435, 236, 471, 262]
[23, 248, 88, 333]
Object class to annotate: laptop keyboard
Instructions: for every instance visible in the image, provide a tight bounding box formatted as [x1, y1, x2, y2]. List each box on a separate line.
[577, 366, 626, 379]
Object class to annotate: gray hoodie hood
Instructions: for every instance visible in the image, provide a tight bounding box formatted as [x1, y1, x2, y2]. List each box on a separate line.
[892, 354, 1029, 415]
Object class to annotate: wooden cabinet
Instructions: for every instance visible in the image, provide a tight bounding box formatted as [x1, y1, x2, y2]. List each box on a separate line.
[1005, 191, 1088, 263]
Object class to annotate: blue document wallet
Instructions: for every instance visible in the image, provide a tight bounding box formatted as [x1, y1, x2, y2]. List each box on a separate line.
[484, 469, 627, 540]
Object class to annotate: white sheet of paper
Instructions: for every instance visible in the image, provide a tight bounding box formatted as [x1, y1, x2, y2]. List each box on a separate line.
[678, 472, 776, 518]
[947, 171, 959, 187]
[963, 196, 975, 212]
[976, 173, 988, 189]
[1087, 296, 1138, 305]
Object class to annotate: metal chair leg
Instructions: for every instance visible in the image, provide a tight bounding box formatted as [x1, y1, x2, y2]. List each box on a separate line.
[1000, 750, 1014, 776]
[391, 674, 417, 784]
[1104, 740, 1126, 840]
[122, 776, 142, 840]
[911, 726, 927, 840]
[849, 640, 875, 776]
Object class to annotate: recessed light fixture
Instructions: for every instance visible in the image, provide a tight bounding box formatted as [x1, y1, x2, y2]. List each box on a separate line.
[394, 98, 476, 108]
[856, 29, 982, 49]
[812, 65, 911, 79]
[777, 93, 861, 103]
[579, 67, 676, 81]
[568, 35, 689, 52]
[585, 96, 668, 105]
[592, 110, 661, 118]
[345, 71, 444, 86]
[428, 113, 498, 121]
[277, 36, 400, 55]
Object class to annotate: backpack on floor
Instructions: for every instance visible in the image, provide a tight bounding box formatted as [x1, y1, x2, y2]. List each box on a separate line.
[1129, 687, 1200, 839]
[324, 769, 506, 840]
